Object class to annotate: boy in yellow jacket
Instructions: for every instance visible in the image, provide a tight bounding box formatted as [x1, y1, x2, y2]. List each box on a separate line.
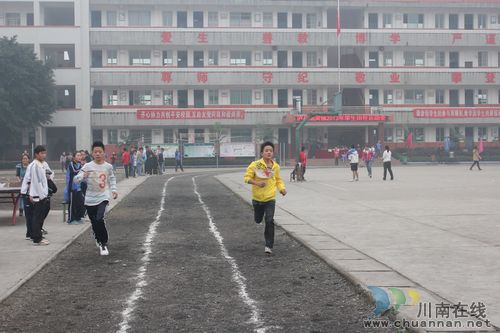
[244, 142, 287, 255]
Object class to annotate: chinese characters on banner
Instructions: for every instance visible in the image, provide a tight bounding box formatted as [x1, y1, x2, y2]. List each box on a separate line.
[297, 32, 309, 44]
[161, 32, 172, 43]
[413, 108, 500, 119]
[390, 73, 400, 83]
[262, 72, 273, 84]
[295, 114, 386, 122]
[451, 33, 462, 44]
[451, 72, 462, 84]
[197, 72, 208, 83]
[485, 34, 496, 45]
[262, 32, 273, 44]
[485, 73, 496, 84]
[161, 72, 172, 83]
[356, 32, 366, 44]
[137, 109, 246, 120]
[355, 72, 366, 83]
[389, 33, 401, 44]
[297, 72, 309, 83]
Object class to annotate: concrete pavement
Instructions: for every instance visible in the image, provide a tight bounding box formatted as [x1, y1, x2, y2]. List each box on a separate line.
[217, 164, 500, 332]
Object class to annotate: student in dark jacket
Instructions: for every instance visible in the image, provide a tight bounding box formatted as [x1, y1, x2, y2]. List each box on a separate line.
[65, 151, 85, 224]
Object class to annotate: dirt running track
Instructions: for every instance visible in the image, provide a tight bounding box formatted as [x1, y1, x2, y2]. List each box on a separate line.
[0, 172, 397, 333]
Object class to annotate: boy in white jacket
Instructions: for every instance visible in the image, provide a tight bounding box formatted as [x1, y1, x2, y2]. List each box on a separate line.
[74, 141, 118, 256]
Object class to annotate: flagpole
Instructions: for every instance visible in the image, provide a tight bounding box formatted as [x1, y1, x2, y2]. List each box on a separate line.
[337, 0, 341, 93]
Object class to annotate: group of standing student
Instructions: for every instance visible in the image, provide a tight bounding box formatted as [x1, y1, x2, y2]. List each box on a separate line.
[346, 145, 394, 181]
[122, 146, 184, 178]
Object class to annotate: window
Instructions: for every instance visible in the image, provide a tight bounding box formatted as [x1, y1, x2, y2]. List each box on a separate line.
[263, 51, 273, 65]
[436, 51, 446, 67]
[107, 90, 118, 105]
[263, 12, 273, 27]
[404, 90, 425, 104]
[306, 89, 318, 105]
[230, 90, 252, 104]
[478, 89, 488, 104]
[162, 11, 173, 27]
[383, 14, 392, 28]
[435, 14, 445, 28]
[208, 12, 218, 27]
[478, 127, 488, 140]
[230, 12, 251, 27]
[306, 52, 317, 67]
[449, 14, 459, 29]
[128, 11, 150, 26]
[436, 128, 445, 142]
[403, 13, 424, 28]
[130, 90, 152, 105]
[306, 13, 317, 28]
[129, 130, 152, 144]
[6, 13, 21, 26]
[230, 51, 252, 65]
[193, 11, 204, 28]
[409, 128, 425, 142]
[435, 89, 445, 104]
[231, 128, 252, 142]
[404, 51, 425, 66]
[383, 52, 393, 66]
[129, 50, 151, 65]
[208, 90, 219, 105]
[107, 50, 117, 65]
[208, 50, 218, 66]
[43, 46, 75, 68]
[292, 13, 302, 28]
[278, 12, 288, 28]
[263, 89, 273, 104]
[384, 90, 394, 104]
[162, 51, 173, 66]
[163, 90, 173, 105]
[56, 86, 76, 109]
[163, 129, 174, 143]
[368, 13, 378, 29]
[384, 128, 394, 142]
[478, 14, 487, 29]
[106, 11, 117, 26]
[478, 51, 488, 67]
[108, 129, 118, 144]
[498, 52, 500, 67]
[195, 129, 205, 144]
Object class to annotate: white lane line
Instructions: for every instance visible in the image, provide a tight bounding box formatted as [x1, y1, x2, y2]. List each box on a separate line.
[192, 177, 270, 333]
[117, 176, 175, 333]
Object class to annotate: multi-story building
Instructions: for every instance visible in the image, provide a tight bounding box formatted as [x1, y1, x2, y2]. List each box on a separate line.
[2, 0, 500, 159]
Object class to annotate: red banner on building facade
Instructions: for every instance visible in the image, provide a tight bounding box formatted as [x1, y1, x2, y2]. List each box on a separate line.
[413, 108, 500, 119]
[294, 114, 386, 122]
[137, 109, 245, 120]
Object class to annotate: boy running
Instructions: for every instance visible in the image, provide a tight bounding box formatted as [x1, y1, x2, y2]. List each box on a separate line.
[74, 141, 118, 256]
[244, 142, 287, 255]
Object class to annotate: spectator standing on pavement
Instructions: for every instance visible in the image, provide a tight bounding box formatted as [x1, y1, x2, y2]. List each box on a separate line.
[74, 141, 118, 256]
[244, 141, 287, 255]
[299, 146, 307, 179]
[333, 147, 340, 166]
[60, 152, 66, 172]
[382, 145, 394, 181]
[158, 147, 165, 175]
[348, 145, 359, 182]
[16, 154, 30, 217]
[362, 146, 374, 178]
[21, 145, 54, 245]
[375, 141, 382, 158]
[129, 148, 136, 178]
[470, 146, 482, 171]
[136, 147, 144, 176]
[121, 147, 130, 178]
[65, 151, 85, 224]
[110, 152, 117, 171]
[84, 150, 92, 163]
[175, 149, 184, 172]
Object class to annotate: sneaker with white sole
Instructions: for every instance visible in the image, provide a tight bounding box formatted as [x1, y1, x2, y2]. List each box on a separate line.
[265, 246, 272, 254]
[34, 239, 50, 246]
[100, 245, 109, 256]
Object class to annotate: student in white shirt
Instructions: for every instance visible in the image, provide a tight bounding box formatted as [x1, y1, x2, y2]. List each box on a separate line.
[21, 145, 54, 245]
[348, 145, 359, 182]
[382, 145, 394, 181]
[74, 141, 118, 256]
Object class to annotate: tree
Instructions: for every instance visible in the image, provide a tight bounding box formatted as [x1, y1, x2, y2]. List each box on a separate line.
[0, 36, 56, 148]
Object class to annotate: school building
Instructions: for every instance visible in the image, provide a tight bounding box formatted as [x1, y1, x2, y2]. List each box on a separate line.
[1, 0, 500, 158]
